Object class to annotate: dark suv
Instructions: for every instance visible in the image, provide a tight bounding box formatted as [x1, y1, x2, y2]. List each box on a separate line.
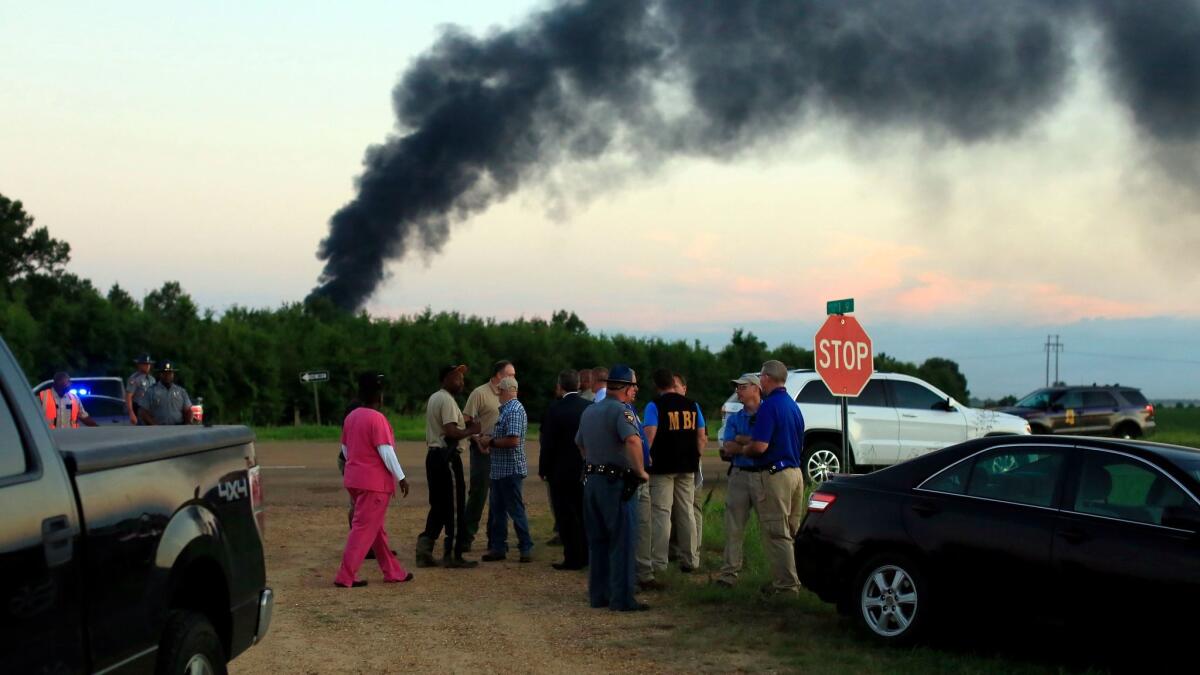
[1001, 386, 1156, 438]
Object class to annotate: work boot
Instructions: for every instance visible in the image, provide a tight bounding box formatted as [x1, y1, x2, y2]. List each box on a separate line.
[442, 553, 479, 569]
[415, 535, 438, 568]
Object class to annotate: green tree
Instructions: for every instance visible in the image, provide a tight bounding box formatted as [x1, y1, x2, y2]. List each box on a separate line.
[0, 193, 71, 285]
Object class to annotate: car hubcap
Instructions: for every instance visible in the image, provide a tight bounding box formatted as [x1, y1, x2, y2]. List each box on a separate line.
[808, 449, 841, 483]
[184, 654, 215, 675]
[861, 564, 918, 637]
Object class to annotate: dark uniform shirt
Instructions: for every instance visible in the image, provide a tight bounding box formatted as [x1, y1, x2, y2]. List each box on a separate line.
[127, 372, 155, 408]
[575, 397, 641, 470]
[142, 382, 193, 425]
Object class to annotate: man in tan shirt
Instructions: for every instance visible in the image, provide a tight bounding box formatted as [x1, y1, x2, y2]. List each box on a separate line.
[417, 364, 481, 568]
[461, 360, 515, 552]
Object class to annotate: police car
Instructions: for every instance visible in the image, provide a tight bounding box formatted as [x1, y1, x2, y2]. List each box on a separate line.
[719, 370, 1031, 483]
[32, 376, 131, 425]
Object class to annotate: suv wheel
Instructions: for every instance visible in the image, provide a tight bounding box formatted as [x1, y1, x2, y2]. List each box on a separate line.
[852, 553, 929, 646]
[157, 610, 227, 675]
[1114, 422, 1141, 439]
[803, 441, 845, 483]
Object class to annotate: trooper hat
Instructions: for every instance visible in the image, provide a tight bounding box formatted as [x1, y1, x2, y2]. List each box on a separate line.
[158, 360, 178, 372]
[134, 353, 155, 365]
[605, 365, 637, 385]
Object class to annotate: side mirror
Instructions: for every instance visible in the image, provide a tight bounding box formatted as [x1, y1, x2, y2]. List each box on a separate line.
[933, 398, 955, 412]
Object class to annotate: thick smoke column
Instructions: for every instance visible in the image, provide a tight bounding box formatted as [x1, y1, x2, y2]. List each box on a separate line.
[311, 0, 1200, 311]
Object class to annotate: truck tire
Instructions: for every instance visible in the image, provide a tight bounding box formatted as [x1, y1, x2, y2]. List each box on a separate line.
[157, 610, 227, 675]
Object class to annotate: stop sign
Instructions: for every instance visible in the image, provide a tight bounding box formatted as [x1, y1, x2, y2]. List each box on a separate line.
[814, 315, 874, 397]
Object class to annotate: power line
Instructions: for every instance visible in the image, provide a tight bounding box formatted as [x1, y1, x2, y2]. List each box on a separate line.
[1068, 351, 1200, 366]
[1044, 334, 1063, 386]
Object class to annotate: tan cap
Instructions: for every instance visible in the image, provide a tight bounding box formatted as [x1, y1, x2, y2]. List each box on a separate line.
[731, 373, 761, 387]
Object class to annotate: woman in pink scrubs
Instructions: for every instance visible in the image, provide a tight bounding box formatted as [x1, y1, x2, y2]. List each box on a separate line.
[335, 373, 414, 587]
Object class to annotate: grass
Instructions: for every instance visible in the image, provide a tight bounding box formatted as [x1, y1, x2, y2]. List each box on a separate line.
[1147, 405, 1200, 448]
[252, 415, 541, 442]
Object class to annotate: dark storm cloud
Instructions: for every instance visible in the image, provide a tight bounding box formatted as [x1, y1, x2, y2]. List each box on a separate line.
[310, 0, 1200, 311]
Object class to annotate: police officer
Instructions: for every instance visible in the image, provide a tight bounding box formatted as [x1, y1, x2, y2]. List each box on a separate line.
[139, 360, 196, 425]
[126, 353, 156, 425]
[575, 365, 650, 612]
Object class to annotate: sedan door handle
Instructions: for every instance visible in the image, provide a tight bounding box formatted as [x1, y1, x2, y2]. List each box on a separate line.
[911, 502, 939, 517]
[1057, 527, 1089, 544]
[902, 413, 918, 419]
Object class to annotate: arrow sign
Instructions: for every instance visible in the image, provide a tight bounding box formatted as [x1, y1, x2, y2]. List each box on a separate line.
[299, 371, 329, 384]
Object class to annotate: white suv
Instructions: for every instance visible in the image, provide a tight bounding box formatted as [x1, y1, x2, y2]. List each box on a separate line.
[718, 370, 1031, 483]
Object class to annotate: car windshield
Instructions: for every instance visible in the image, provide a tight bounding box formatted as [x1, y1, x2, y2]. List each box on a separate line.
[1016, 389, 1054, 409]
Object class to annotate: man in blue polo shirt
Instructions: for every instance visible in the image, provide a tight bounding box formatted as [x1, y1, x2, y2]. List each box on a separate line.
[728, 360, 804, 595]
[716, 373, 765, 588]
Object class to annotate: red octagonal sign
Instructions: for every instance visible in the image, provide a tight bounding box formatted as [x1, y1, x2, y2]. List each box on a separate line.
[814, 315, 874, 397]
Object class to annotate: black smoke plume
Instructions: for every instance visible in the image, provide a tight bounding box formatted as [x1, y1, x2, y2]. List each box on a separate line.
[310, 0, 1200, 311]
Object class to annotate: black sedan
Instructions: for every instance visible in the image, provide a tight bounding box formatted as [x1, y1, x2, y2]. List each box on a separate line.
[795, 436, 1200, 645]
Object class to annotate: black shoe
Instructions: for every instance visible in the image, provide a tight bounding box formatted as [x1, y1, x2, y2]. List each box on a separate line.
[385, 572, 415, 583]
[680, 565, 697, 574]
[519, 554, 533, 563]
[334, 579, 368, 588]
[553, 562, 586, 571]
[415, 554, 439, 568]
[618, 602, 650, 612]
[481, 551, 507, 562]
[637, 579, 667, 592]
[547, 535, 562, 546]
[443, 556, 479, 569]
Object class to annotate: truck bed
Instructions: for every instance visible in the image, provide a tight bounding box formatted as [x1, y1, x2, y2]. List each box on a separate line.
[54, 425, 256, 474]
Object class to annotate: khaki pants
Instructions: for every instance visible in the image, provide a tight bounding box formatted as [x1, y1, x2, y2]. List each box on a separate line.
[650, 473, 698, 571]
[757, 468, 805, 592]
[635, 482, 654, 582]
[719, 467, 765, 584]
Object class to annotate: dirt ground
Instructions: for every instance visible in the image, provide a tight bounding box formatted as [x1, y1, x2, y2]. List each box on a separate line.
[231, 440, 753, 675]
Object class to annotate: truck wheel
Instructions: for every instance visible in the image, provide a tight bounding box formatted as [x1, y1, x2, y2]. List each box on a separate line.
[803, 440, 845, 484]
[157, 610, 227, 675]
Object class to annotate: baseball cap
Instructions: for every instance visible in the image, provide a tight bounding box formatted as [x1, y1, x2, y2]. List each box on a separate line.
[606, 365, 637, 385]
[731, 373, 761, 387]
[438, 364, 468, 380]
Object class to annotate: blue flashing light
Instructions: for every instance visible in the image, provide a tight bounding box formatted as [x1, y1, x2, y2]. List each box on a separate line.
[69, 388, 90, 396]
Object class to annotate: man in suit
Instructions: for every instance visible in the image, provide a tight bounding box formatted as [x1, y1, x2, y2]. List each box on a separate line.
[540, 369, 592, 570]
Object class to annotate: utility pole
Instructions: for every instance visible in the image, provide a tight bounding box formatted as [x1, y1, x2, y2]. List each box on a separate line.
[1044, 334, 1064, 386]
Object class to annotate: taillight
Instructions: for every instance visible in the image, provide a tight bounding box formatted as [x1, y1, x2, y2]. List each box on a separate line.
[808, 492, 837, 512]
[249, 465, 265, 537]
[1145, 404, 1155, 420]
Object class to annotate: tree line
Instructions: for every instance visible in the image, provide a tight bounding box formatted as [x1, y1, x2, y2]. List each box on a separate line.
[0, 192, 970, 425]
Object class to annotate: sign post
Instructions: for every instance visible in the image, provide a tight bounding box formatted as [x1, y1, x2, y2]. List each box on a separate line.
[814, 302, 873, 477]
[299, 370, 330, 425]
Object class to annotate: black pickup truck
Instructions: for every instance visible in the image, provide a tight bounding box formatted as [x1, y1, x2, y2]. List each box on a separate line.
[0, 338, 271, 674]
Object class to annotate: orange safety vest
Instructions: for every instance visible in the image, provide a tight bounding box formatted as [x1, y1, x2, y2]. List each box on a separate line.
[40, 389, 80, 429]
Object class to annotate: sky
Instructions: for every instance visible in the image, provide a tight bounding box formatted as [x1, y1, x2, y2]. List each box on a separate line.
[2, 1, 1199, 399]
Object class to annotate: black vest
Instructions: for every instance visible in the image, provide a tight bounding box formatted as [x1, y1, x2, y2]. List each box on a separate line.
[648, 392, 701, 475]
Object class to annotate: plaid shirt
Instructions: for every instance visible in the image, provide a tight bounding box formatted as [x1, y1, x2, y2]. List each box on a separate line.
[490, 398, 529, 479]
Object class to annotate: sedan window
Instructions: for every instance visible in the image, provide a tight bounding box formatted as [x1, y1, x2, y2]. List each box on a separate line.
[966, 449, 1063, 508]
[1072, 453, 1200, 527]
[890, 381, 945, 410]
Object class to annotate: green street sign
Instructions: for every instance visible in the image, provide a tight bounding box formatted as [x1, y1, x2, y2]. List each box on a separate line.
[826, 298, 855, 315]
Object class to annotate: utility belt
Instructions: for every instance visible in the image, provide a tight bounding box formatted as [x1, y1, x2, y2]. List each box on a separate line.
[736, 463, 798, 475]
[585, 463, 644, 501]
